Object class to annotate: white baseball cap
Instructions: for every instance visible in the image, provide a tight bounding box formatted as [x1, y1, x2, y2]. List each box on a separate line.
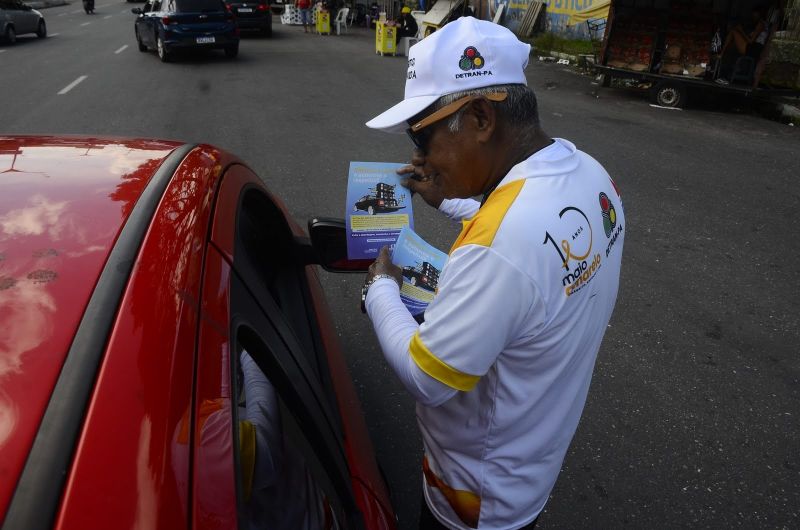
[366, 17, 531, 133]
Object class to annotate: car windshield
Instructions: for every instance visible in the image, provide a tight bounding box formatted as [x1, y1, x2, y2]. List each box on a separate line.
[175, 0, 225, 12]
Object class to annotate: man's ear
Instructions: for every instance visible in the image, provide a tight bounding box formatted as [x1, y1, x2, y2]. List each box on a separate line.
[465, 97, 497, 144]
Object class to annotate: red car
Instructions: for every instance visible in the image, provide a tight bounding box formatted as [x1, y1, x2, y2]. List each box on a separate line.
[0, 136, 394, 530]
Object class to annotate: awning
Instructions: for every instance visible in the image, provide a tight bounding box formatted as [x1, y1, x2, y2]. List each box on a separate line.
[567, 0, 610, 26]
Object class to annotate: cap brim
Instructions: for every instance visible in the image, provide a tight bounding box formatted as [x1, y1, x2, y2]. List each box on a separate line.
[365, 94, 440, 133]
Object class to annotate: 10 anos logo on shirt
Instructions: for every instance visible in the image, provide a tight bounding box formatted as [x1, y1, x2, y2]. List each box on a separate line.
[543, 193, 621, 297]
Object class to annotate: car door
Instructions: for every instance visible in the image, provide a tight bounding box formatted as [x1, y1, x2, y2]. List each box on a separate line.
[4, 1, 23, 33]
[192, 164, 365, 529]
[136, 0, 157, 46]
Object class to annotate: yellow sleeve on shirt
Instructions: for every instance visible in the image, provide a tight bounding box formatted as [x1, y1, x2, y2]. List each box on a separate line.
[450, 179, 525, 254]
[409, 332, 480, 391]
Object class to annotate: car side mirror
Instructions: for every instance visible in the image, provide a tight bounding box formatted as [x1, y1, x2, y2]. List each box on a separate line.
[304, 217, 372, 272]
[131, 7, 142, 14]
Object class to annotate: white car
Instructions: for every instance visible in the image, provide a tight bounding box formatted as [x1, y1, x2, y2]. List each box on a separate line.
[1, 0, 46, 44]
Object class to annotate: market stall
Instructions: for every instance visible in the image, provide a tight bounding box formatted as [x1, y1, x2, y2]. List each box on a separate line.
[574, 0, 800, 107]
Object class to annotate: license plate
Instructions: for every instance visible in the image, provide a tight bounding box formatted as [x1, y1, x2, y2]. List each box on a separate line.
[196, 36, 215, 43]
[238, 7, 252, 12]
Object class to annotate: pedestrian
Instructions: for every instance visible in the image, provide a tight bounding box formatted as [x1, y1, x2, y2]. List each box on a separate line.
[362, 17, 626, 530]
[295, 0, 312, 33]
[397, 6, 419, 39]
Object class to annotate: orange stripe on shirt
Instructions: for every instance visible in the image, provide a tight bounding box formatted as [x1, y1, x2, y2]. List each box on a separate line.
[423, 456, 481, 528]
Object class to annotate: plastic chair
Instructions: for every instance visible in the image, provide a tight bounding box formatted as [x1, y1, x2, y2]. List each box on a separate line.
[335, 7, 349, 34]
[399, 36, 418, 56]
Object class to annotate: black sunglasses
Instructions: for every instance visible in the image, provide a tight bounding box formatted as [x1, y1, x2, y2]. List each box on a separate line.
[405, 126, 435, 152]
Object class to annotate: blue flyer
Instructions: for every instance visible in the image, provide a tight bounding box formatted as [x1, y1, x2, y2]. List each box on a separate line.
[345, 162, 412, 260]
[391, 226, 448, 316]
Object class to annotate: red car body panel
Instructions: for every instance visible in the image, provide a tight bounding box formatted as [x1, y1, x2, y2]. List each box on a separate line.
[1, 136, 395, 529]
[0, 136, 182, 520]
[55, 145, 227, 530]
[192, 246, 238, 529]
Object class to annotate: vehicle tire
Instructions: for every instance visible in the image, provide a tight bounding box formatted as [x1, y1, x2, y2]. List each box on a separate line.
[600, 73, 611, 87]
[4, 26, 16, 44]
[224, 44, 239, 58]
[651, 82, 687, 108]
[135, 29, 146, 51]
[36, 20, 47, 39]
[367, 205, 374, 215]
[157, 35, 170, 62]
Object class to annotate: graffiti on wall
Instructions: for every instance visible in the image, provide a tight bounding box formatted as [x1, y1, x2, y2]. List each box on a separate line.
[492, 0, 598, 38]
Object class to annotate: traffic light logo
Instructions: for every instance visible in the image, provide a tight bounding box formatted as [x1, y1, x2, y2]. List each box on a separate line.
[459, 47, 484, 71]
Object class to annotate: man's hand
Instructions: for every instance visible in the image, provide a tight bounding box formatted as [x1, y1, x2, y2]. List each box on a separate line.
[397, 148, 445, 209]
[366, 246, 403, 287]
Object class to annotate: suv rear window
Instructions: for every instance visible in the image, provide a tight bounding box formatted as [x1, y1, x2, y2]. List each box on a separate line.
[175, 0, 225, 12]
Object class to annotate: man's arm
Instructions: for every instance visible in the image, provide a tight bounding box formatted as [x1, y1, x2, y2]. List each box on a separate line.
[362, 247, 458, 406]
[365, 279, 458, 406]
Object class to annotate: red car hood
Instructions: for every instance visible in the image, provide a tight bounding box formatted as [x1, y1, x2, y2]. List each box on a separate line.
[0, 136, 183, 518]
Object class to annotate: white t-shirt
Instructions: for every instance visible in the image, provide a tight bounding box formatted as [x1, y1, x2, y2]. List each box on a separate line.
[367, 139, 625, 529]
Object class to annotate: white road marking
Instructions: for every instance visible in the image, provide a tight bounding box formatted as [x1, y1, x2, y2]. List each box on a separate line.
[80, 21, 91, 26]
[50, 33, 60, 36]
[58, 75, 88, 95]
[71, 8, 82, 13]
[0, 50, 6, 53]
[103, 14, 112, 19]
[58, 12, 67, 16]
[114, 44, 128, 54]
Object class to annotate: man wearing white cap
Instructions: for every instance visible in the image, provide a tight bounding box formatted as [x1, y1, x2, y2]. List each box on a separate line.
[361, 17, 626, 530]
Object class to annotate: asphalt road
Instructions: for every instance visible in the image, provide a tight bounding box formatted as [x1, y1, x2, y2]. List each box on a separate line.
[3, 5, 800, 528]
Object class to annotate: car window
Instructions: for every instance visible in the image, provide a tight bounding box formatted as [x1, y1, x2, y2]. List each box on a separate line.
[234, 188, 323, 379]
[176, 0, 225, 12]
[162, 0, 176, 11]
[234, 337, 344, 530]
[142, 0, 154, 12]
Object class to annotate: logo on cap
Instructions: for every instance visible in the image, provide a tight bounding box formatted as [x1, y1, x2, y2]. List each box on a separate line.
[459, 47, 485, 71]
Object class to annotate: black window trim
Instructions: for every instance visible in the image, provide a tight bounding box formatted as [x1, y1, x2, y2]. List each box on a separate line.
[228, 181, 345, 441]
[229, 275, 366, 529]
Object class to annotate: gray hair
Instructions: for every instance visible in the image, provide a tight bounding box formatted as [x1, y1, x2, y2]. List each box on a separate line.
[433, 84, 541, 135]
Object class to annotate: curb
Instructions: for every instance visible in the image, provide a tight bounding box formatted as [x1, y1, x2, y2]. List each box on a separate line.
[26, 0, 69, 8]
[536, 49, 579, 63]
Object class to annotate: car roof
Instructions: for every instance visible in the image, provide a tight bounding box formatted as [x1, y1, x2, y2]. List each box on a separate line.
[0, 135, 183, 518]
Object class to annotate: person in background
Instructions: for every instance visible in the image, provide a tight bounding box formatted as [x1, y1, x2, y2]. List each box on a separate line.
[362, 17, 626, 530]
[295, 0, 312, 32]
[721, 8, 769, 60]
[397, 6, 419, 39]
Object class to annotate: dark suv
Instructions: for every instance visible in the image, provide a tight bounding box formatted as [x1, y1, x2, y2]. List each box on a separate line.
[133, 0, 239, 62]
[226, 0, 271, 36]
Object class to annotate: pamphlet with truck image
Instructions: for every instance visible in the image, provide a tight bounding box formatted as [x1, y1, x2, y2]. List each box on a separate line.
[345, 161, 412, 260]
[391, 226, 447, 316]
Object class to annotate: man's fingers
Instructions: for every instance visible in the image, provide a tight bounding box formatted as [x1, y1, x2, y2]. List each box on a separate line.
[397, 163, 416, 176]
[401, 177, 419, 193]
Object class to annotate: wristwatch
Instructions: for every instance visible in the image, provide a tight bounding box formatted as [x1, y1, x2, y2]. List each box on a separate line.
[361, 274, 399, 314]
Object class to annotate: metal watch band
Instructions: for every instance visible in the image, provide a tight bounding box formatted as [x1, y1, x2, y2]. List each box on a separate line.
[361, 274, 399, 313]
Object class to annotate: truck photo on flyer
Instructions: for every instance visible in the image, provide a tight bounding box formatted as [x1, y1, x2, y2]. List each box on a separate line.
[345, 161, 412, 259]
[391, 226, 448, 316]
